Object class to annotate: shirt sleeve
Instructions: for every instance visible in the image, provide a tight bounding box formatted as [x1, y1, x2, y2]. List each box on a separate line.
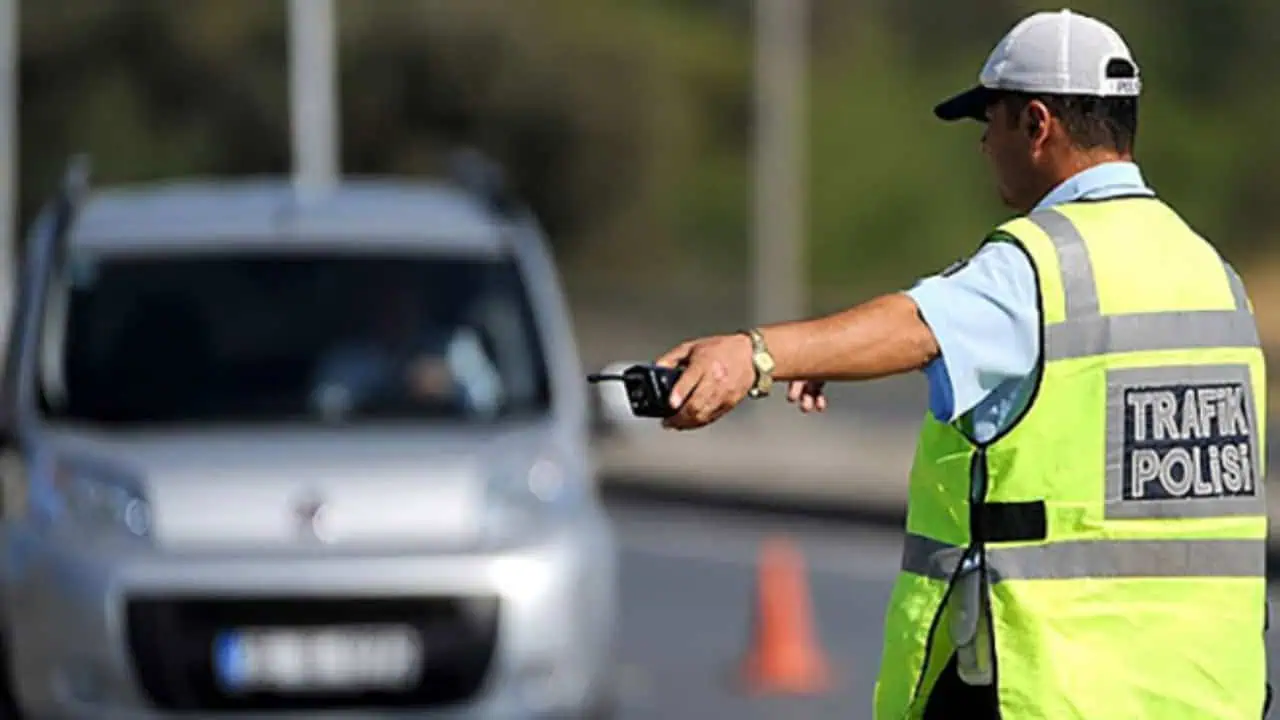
[905, 241, 1040, 423]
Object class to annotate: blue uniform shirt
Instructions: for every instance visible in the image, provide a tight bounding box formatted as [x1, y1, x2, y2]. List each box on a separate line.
[905, 161, 1155, 442]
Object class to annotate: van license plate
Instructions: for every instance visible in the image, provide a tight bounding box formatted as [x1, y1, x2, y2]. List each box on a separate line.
[213, 625, 424, 692]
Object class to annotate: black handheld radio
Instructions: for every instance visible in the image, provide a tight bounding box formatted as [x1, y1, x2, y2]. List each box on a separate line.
[587, 364, 683, 419]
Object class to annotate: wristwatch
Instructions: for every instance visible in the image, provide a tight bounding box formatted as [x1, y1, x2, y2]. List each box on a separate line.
[739, 328, 776, 398]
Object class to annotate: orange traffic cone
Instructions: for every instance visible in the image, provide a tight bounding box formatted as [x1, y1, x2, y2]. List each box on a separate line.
[738, 536, 832, 695]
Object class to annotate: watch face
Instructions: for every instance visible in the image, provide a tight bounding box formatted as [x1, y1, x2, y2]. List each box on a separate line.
[755, 352, 776, 374]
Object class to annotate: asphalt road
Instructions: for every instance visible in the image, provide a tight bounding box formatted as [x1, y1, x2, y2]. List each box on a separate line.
[605, 496, 1280, 720]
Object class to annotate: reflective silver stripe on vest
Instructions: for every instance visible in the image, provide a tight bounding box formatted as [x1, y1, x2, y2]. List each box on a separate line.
[1023, 209, 1260, 362]
[900, 532, 1264, 582]
[1045, 310, 1260, 361]
[1025, 208, 1099, 319]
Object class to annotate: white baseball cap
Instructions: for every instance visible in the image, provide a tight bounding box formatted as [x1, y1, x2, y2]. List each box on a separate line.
[934, 9, 1141, 122]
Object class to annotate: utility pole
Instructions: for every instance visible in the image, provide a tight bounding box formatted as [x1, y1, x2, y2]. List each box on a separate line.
[0, 0, 17, 350]
[752, 0, 807, 326]
[752, 0, 807, 418]
[288, 0, 339, 199]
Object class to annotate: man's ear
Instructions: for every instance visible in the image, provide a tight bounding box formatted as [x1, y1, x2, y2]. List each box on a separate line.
[1024, 100, 1052, 144]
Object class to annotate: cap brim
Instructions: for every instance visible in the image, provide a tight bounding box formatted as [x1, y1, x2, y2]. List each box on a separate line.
[933, 85, 996, 122]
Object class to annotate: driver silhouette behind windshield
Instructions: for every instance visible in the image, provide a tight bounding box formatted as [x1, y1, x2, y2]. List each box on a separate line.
[310, 283, 500, 418]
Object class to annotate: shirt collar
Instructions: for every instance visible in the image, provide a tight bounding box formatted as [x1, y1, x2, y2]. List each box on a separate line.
[1032, 161, 1153, 212]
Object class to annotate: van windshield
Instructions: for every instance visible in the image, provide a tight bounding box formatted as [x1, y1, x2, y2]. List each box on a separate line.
[40, 250, 553, 425]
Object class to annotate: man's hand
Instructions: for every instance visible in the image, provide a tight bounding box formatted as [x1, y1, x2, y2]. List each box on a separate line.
[654, 334, 755, 430]
[787, 380, 827, 413]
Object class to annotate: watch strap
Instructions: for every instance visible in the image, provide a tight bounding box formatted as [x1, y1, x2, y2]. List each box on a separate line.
[738, 328, 774, 398]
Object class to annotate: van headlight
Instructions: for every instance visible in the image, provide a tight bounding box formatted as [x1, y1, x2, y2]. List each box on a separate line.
[33, 458, 153, 539]
[483, 455, 590, 542]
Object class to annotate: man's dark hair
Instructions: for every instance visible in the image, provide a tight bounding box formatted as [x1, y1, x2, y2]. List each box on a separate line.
[999, 92, 1139, 155]
[995, 59, 1140, 154]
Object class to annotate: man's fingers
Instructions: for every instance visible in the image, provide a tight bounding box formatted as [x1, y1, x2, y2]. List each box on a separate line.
[684, 389, 729, 429]
[705, 399, 734, 426]
[680, 385, 715, 426]
[667, 364, 704, 410]
[665, 371, 727, 430]
[788, 380, 828, 414]
[656, 340, 695, 369]
[664, 394, 707, 430]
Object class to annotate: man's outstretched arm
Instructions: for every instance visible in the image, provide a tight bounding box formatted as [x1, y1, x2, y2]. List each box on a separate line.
[655, 242, 1039, 430]
[655, 293, 938, 428]
[757, 293, 939, 382]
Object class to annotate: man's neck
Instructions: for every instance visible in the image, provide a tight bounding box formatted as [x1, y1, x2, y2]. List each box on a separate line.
[1026, 150, 1133, 212]
[1048, 149, 1131, 189]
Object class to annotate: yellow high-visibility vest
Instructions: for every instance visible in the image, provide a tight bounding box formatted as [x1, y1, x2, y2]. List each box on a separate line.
[874, 197, 1268, 719]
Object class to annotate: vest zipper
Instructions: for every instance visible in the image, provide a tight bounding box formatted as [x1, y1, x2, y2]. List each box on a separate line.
[972, 447, 1002, 718]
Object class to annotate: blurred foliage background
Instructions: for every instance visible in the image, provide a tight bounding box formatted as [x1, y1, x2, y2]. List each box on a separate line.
[17, 0, 1280, 367]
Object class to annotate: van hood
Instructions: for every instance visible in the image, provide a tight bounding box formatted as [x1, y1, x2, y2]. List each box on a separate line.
[37, 423, 572, 550]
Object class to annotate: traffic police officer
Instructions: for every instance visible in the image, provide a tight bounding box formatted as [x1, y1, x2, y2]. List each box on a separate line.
[654, 9, 1268, 719]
